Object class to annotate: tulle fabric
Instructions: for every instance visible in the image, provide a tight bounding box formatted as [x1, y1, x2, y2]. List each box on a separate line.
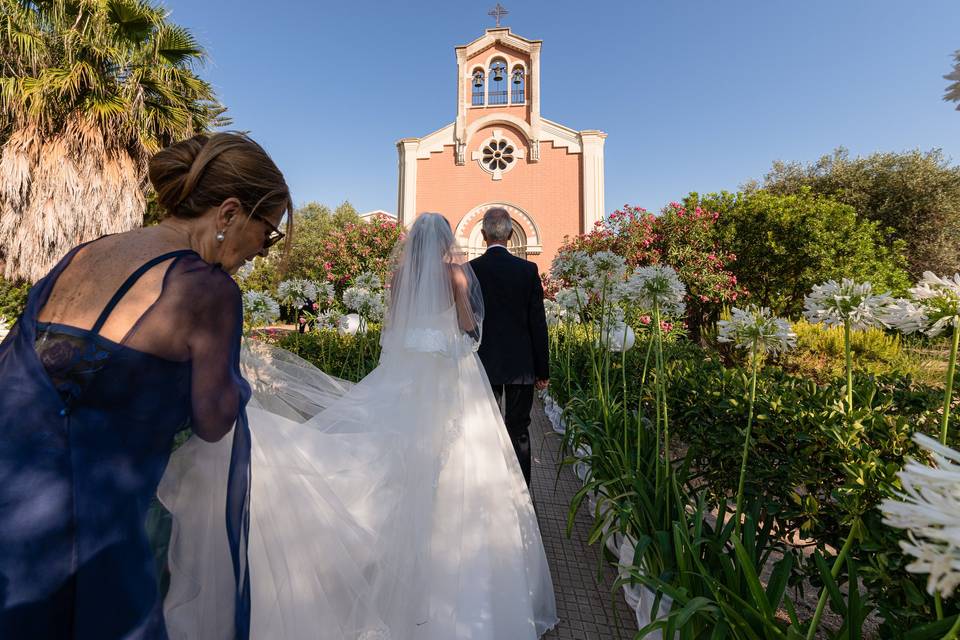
[158, 213, 556, 639]
[160, 332, 557, 639]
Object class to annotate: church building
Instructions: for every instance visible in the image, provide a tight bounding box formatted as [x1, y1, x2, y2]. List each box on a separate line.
[396, 24, 607, 273]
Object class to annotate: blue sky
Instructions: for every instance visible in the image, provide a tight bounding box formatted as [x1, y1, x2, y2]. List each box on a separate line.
[164, 0, 960, 215]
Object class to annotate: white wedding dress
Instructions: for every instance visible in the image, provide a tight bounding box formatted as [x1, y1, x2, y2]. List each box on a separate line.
[157, 214, 558, 640]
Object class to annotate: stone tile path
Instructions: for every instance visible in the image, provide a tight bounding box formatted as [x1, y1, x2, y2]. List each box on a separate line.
[529, 401, 640, 640]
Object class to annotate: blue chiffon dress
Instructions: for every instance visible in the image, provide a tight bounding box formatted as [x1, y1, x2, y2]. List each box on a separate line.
[0, 241, 252, 639]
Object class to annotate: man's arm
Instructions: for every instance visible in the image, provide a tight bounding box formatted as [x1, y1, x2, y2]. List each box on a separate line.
[527, 263, 550, 385]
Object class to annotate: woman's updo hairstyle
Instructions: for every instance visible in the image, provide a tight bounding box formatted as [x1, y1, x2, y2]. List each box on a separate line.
[148, 132, 293, 249]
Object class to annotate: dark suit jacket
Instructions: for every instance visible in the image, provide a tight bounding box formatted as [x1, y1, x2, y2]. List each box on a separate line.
[469, 246, 549, 385]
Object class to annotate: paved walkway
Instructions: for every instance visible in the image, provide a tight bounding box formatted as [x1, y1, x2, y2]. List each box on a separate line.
[529, 401, 640, 640]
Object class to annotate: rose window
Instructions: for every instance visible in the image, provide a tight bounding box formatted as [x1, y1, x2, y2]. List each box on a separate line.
[482, 139, 514, 171]
[472, 129, 524, 180]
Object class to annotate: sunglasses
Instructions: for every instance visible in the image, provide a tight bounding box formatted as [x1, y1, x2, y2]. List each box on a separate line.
[251, 213, 285, 249]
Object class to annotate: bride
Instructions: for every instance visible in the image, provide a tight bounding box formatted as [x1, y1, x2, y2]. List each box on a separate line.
[157, 212, 559, 639]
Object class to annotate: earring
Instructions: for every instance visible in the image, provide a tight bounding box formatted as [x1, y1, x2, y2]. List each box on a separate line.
[216, 231, 225, 242]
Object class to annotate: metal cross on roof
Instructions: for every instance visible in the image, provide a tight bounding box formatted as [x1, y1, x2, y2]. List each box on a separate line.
[488, 3, 509, 27]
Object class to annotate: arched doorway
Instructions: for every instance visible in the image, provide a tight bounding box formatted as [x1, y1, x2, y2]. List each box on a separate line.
[456, 202, 542, 260]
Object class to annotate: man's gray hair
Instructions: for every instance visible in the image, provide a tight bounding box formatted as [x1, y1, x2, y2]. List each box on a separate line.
[482, 207, 513, 243]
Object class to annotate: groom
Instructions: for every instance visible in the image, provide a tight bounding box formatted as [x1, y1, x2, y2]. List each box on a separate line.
[470, 208, 549, 487]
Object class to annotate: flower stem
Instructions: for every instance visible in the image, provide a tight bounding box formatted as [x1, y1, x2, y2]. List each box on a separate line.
[940, 321, 960, 446]
[805, 531, 856, 640]
[622, 336, 629, 457]
[844, 319, 853, 415]
[734, 341, 759, 537]
[940, 614, 960, 640]
[653, 302, 670, 516]
[636, 335, 654, 472]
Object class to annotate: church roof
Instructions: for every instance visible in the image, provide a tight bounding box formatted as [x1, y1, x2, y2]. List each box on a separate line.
[455, 28, 541, 58]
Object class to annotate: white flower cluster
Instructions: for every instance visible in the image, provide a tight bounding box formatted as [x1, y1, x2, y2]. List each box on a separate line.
[803, 279, 893, 331]
[550, 250, 593, 283]
[621, 265, 686, 316]
[235, 261, 255, 283]
[583, 250, 628, 295]
[886, 272, 960, 337]
[314, 309, 343, 331]
[882, 434, 960, 598]
[544, 299, 570, 327]
[242, 291, 280, 328]
[277, 278, 320, 308]
[0, 316, 9, 341]
[316, 282, 336, 305]
[342, 272, 386, 320]
[554, 287, 588, 321]
[717, 306, 796, 355]
[353, 271, 383, 291]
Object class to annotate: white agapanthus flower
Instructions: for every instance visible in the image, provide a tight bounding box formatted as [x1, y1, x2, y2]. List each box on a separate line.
[803, 279, 894, 331]
[717, 306, 796, 355]
[580, 251, 628, 297]
[235, 261, 255, 283]
[587, 251, 628, 280]
[353, 271, 383, 291]
[317, 282, 336, 305]
[886, 272, 960, 337]
[555, 287, 588, 315]
[884, 298, 929, 335]
[544, 299, 569, 327]
[343, 286, 372, 312]
[343, 286, 385, 320]
[277, 279, 320, 308]
[550, 250, 592, 282]
[621, 265, 686, 316]
[366, 295, 386, 322]
[881, 433, 960, 598]
[242, 291, 280, 328]
[315, 310, 342, 331]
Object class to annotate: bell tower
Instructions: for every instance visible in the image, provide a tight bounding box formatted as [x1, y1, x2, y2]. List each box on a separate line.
[453, 28, 543, 167]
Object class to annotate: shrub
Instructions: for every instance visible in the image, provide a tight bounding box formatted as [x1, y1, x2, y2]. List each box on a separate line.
[757, 147, 960, 278]
[781, 320, 919, 383]
[314, 217, 402, 295]
[0, 278, 30, 320]
[273, 328, 381, 382]
[688, 189, 911, 317]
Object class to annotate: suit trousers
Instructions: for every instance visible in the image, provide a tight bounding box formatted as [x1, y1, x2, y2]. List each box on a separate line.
[491, 383, 534, 487]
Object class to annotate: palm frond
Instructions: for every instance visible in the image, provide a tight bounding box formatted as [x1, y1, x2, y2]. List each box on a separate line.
[944, 50, 960, 110]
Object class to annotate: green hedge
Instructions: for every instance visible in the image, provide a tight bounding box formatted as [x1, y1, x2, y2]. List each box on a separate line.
[271, 328, 382, 382]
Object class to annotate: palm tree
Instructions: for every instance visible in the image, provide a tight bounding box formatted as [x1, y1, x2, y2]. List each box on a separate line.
[945, 49, 960, 111]
[0, 0, 227, 282]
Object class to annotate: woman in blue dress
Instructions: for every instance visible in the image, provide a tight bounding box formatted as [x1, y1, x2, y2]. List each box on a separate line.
[0, 132, 291, 639]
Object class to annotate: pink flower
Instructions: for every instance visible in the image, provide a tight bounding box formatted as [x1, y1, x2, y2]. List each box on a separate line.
[312, 302, 319, 311]
[639, 315, 652, 325]
[660, 321, 673, 332]
[299, 317, 307, 324]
